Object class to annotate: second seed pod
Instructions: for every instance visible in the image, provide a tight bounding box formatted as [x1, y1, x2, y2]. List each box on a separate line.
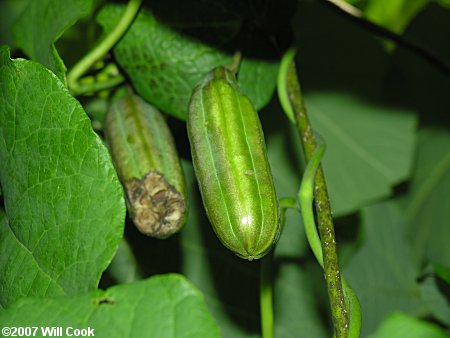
[105, 94, 186, 239]
[187, 67, 280, 260]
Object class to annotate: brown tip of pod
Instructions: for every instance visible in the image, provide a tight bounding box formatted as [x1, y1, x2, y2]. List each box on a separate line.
[125, 171, 185, 239]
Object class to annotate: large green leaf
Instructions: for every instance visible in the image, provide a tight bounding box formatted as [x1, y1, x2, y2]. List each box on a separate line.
[401, 129, 450, 266]
[0, 274, 220, 338]
[307, 93, 417, 216]
[96, 4, 232, 120]
[12, 0, 95, 81]
[366, 312, 450, 338]
[97, 3, 279, 120]
[344, 202, 425, 336]
[0, 47, 125, 308]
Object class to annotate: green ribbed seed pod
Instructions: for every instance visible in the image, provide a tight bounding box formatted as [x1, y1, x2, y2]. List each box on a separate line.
[187, 67, 280, 260]
[105, 94, 186, 239]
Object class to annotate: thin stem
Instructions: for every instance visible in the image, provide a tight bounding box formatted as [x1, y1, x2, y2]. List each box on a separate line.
[322, 0, 450, 76]
[258, 196, 296, 338]
[67, 0, 143, 92]
[260, 249, 274, 338]
[285, 52, 349, 338]
[72, 75, 125, 96]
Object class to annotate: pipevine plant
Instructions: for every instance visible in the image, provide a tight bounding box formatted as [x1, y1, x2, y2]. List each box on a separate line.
[1, 0, 449, 338]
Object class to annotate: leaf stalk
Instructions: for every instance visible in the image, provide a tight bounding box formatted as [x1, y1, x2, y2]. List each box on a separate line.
[260, 249, 275, 338]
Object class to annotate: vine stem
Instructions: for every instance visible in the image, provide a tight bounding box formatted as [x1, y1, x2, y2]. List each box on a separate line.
[279, 49, 349, 337]
[67, 0, 143, 93]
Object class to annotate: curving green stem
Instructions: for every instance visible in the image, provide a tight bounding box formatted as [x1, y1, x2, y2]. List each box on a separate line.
[277, 48, 296, 124]
[67, 0, 143, 94]
[299, 139, 361, 338]
[298, 140, 326, 267]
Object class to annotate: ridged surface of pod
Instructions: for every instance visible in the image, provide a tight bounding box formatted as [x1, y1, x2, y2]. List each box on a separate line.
[105, 94, 186, 238]
[187, 67, 280, 260]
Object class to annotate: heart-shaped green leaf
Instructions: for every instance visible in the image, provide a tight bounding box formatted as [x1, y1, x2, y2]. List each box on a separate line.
[0, 47, 125, 308]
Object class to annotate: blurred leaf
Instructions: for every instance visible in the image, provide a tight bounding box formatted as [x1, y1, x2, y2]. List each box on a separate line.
[307, 93, 417, 216]
[419, 275, 450, 326]
[293, 0, 389, 99]
[0, 47, 125, 308]
[0, 0, 29, 47]
[0, 274, 220, 338]
[434, 264, 450, 285]
[402, 129, 450, 266]
[366, 312, 450, 338]
[364, 0, 429, 33]
[97, 2, 281, 120]
[12, 0, 95, 81]
[292, 1, 418, 217]
[273, 264, 329, 338]
[437, 0, 450, 8]
[344, 202, 424, 336]
[238, 57, 278, 113]
[291, 1, 420, 216]
[387, 3, 450, 125]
